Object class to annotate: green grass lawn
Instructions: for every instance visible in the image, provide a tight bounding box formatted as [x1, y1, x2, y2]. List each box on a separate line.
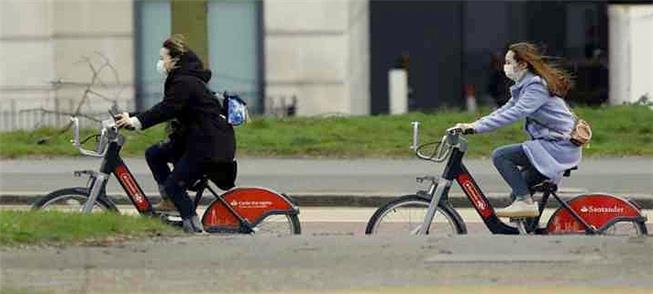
[0, 210, 179, 246]
[0, 105, 651, 158]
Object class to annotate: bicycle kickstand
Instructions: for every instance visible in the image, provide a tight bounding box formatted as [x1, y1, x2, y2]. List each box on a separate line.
[509, 218, 529, 235]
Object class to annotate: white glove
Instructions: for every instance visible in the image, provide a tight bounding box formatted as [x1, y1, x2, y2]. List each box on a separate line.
[448, 123, 475, 134]
[115, 112, 142, 130]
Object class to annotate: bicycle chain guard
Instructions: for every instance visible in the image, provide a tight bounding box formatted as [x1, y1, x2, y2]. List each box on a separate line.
[201, 187, 298, 231]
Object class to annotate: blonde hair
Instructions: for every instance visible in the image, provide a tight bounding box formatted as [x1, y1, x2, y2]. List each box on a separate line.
[509, 42, 573, 97]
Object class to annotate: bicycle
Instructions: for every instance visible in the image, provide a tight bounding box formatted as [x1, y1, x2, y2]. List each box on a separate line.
[32, 112, 301, 235]
[365, 122, 648, 236]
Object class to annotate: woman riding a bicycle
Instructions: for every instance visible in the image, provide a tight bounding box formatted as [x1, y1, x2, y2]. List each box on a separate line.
[116, 35, 236, 233]
[454, 42, 581, 218]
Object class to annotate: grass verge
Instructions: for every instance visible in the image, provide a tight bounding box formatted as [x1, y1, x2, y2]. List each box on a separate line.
[0, 210, 179, 247]
[0, 105, 651, 158]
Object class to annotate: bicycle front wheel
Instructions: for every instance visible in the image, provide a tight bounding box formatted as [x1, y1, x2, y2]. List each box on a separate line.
[365, 195, 466, 235]
[31, 187, 116, 213]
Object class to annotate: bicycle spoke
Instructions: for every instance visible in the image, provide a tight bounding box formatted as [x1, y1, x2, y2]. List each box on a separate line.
[370, 199, 458, 235]
[253, 214, 297, 236]
[41, 195, 106, 213]
[601, 221, 645, 236]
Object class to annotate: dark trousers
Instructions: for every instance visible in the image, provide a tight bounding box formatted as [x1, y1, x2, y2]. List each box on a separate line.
[492, 144, 547, 201]
[145, 141, 181, 186]
[163, 154, 205, 219]
[146, 142, 201, 219]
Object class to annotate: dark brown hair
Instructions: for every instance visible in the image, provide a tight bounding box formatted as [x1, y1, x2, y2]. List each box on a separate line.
[509, 42, 573, 97]
[162, 34, 187, 59]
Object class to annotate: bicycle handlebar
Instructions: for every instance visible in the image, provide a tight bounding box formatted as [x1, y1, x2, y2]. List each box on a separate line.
[70, 116, 116, 158]
[411, 121, 464, 162]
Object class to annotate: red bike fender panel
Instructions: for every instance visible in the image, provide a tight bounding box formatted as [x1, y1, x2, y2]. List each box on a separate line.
[202, 187, 296, 228]
[546, 194, 643, 234]
[202, 200, 241, 229]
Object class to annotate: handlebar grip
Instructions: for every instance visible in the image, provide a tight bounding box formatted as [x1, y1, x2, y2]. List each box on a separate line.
[411, 121, 420, 150]
[71, 117, 80, 146]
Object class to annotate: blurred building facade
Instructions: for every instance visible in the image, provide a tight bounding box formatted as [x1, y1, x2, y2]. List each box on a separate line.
[0, 0, 651, 130]
[0, 0, 135, 126]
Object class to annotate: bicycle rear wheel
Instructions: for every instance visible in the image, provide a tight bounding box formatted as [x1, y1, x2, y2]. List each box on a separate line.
[546, 194, 648, 236]
[365, 194, 466, 235]
[202, 187, 301, 235]
[253, 213, 301, 235]
[31, 187, 116, 213]
[600, 220, 647, 236]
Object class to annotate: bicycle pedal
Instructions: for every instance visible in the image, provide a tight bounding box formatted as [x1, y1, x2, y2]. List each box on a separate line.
[509, 217, 527, 222]
[158, 211, 181, 217]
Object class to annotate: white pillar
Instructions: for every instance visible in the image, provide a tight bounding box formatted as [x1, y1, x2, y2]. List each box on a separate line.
[609, 5, 653, 105]
[388, 69, 408, 114]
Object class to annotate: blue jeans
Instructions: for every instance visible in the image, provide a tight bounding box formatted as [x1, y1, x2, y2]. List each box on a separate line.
[492, 144, 547, 201]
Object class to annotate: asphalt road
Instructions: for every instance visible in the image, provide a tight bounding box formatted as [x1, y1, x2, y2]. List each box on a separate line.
[2, 203, 652, 294]
[2, 235, 652, 293]
[1, 157, 651, 198]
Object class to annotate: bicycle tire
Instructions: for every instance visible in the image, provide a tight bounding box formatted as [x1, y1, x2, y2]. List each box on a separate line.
[31, 187, 117, 212]
[599, 219, 648, 236]
[365, 194, 466, 235]
[254, 212, 301, 235]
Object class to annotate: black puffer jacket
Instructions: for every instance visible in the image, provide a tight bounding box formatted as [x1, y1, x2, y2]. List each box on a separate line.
[136, 51, 235, 163]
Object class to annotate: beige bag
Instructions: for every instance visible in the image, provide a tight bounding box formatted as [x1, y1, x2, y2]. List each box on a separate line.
[569, 118, 592, 147]
[527, 111, 592, 147]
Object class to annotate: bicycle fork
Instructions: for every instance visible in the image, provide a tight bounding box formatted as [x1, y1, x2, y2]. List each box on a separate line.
[78, 170, 109, 213]
[416, 178, 452, 235]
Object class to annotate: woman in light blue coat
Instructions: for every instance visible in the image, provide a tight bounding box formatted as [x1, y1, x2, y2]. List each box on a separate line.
[454, 42, 581, 218]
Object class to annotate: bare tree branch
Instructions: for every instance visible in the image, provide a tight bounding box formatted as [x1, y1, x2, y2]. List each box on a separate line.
[32, 53, 124, 144]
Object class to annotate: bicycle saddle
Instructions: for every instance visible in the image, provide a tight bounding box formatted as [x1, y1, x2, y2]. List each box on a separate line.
[530, 181, 557, 193]
[529, 166, 577, 193]
[563, 166, 578, 177]
[204, 160, 238, 190]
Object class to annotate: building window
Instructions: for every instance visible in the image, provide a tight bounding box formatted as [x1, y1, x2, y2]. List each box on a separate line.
[135, 0, 171, 110]
[207, 0, 262, 112]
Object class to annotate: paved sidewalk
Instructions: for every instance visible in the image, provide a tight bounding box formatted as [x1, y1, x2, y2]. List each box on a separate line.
[1, 157, 652, 207]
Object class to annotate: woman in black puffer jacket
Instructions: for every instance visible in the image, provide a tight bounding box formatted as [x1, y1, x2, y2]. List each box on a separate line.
[117, 35, 235, 232]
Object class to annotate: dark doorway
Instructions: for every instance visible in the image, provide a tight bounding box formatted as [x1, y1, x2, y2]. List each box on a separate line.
[370, 1, 610, 113]
[370, 1, 463, 114]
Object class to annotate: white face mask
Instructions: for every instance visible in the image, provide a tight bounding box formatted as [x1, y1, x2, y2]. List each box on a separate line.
[503, 63, 526, 82]
[156, 59, 167, 77]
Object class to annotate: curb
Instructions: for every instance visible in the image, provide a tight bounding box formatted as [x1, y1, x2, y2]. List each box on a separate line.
[2, 191, 653, 209]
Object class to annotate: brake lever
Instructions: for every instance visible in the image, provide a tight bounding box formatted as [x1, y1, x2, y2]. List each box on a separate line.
[447, 127, 463, 135]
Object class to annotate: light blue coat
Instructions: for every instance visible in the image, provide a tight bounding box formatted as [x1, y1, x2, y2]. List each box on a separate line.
[472, 71, 582, 183]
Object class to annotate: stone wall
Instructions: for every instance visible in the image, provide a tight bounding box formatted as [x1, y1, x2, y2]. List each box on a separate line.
[264, 0, 369, 116]
[0, 0, 135, 130]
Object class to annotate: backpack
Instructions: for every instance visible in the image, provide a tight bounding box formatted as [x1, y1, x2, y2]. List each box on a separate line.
[215, 91, 249, 126]
[200, 79, 249, 126]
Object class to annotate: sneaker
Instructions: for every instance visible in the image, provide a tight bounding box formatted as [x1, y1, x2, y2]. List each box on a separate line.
[153, 198, 178, 214]
[495, 199, 539, 218]
[182, 215, 204, 233]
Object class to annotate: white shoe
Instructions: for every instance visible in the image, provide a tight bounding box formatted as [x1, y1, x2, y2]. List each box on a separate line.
[495, 199, 539, 218]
